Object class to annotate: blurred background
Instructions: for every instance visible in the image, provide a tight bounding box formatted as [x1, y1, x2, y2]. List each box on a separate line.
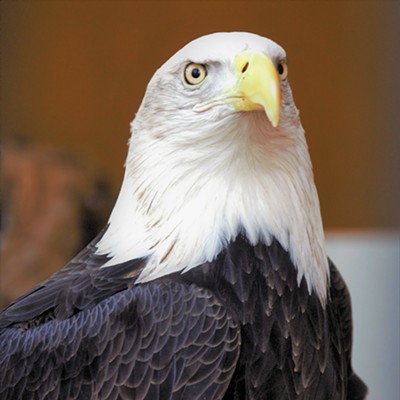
[1, 1, 399, 398]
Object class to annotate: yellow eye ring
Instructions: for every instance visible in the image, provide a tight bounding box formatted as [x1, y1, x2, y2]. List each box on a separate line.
[184, 63, 207, 85]
[277, 61, 288, 81]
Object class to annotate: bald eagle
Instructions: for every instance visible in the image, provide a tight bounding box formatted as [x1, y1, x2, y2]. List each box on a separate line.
[0, 32, 367, 399]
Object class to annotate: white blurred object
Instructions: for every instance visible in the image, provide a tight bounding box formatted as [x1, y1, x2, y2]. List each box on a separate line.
[326, 231, 400, 400]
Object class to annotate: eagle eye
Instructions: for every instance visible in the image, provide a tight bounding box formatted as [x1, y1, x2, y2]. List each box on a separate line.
[277, 61, 288, 81]
[184, 63, 207, 85]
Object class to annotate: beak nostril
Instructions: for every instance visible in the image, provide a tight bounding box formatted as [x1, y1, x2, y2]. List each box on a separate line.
[241, 62, 249, 73]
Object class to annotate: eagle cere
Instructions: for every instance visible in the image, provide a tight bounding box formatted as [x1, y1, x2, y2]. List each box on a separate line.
[0, 32, 367, 399]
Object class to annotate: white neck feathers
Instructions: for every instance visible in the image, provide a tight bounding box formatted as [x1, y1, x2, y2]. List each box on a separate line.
[96, 111, 329, 303]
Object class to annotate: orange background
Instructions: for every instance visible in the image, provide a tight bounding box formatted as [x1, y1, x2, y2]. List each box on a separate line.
[1, 1, 399, 229]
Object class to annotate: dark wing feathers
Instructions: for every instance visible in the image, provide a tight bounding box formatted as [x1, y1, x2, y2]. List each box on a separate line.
[0, 232, 146, 328]
[0, 282, 240, 400]
[328, 259, 369, 400]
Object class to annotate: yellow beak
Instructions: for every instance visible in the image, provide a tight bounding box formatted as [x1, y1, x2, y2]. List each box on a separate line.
[227, 51, 281, 127]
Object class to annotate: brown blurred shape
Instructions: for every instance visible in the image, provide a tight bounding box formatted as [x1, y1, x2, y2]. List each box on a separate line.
[0, 140, 113, 308]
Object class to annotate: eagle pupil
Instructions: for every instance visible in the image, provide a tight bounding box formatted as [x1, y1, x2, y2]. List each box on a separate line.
[277, 63, 284, 75]
[191, 68, 201, 79]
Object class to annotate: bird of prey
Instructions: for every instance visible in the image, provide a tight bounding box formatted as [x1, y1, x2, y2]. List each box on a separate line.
[0, 32, 367, 399]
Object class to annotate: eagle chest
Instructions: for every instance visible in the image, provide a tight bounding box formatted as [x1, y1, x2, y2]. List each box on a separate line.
[180, 236, 339, 399]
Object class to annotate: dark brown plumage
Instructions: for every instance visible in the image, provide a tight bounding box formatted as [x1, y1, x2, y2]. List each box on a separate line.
[0, 234, 367, 399]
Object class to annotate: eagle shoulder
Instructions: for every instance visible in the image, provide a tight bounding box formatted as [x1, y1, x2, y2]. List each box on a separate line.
[0, 280, 240, 399]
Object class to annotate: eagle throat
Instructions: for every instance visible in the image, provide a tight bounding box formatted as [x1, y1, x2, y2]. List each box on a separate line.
[96, 111, 329, 304]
